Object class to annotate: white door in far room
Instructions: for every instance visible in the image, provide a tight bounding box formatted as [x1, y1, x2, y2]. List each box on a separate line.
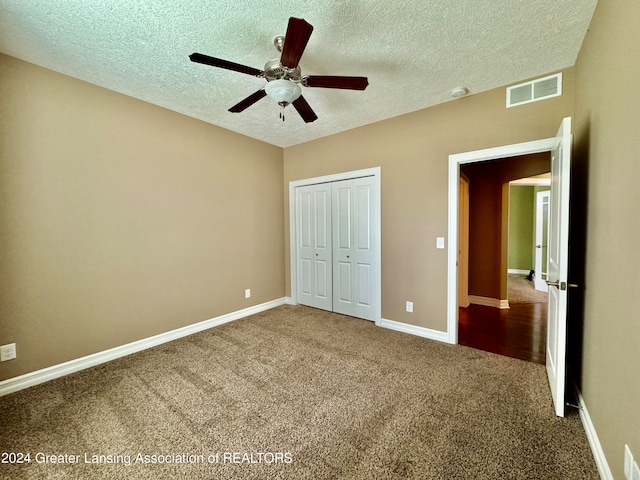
[534, 190, 550, 292]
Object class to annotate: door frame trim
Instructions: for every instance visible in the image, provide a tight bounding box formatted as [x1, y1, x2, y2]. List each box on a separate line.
[447, 139, 555, 344]
[458, 175, 470, 308]
[289, 167, 382, 323]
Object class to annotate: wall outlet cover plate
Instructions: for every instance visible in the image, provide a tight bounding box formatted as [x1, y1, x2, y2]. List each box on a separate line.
[0, 343, 17, 362]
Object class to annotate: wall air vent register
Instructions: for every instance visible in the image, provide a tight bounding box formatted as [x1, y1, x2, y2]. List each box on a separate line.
[506, 73, 562, 108]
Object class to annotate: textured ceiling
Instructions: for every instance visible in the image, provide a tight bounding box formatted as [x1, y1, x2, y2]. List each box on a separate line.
[0, 0, 597, 147]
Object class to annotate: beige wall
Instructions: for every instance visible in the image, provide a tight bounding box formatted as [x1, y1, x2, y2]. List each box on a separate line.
[284, 71, 574, 330]
[0, 54, 285, 381]
[573, 0, 640, 477]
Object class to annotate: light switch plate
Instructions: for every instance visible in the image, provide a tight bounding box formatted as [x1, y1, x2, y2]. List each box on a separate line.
[436, 237, 445, 249]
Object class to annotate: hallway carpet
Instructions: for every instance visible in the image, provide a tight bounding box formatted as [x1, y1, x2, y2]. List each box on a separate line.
[508, 273, 550, 304]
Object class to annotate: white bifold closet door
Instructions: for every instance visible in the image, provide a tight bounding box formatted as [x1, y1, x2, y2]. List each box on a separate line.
[295, 176, 375, 321]
[331, 177, 375, 320]
[296, 183, 333, 311]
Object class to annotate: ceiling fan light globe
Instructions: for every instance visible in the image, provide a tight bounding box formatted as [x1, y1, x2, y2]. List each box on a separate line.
[265, 79, 301, 105]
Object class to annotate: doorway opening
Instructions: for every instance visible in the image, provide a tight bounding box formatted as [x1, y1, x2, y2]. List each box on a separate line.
[449, 117, 571, 417]
[456, 156, 551, 364]
[446, 135, 559, 346]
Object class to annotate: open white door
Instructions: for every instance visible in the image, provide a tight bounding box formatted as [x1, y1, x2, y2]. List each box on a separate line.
[546, 117, 572, 417]
[534, 190, 550, 292]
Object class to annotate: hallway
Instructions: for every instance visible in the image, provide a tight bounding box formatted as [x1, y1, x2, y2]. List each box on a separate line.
[458, 302, 548, 364]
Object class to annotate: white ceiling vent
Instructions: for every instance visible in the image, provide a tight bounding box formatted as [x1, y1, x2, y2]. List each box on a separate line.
[506, 73, 562, 108]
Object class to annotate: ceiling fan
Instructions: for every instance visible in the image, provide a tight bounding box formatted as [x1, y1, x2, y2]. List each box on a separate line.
[189, 17, 369, 123]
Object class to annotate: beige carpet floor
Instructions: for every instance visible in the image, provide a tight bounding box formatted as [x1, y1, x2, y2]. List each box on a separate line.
[508, 274, 550, 304]
[0, 305, 598, 479]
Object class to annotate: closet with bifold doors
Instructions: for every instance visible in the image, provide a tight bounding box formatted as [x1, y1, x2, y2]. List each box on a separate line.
[295, 174, 378, 321]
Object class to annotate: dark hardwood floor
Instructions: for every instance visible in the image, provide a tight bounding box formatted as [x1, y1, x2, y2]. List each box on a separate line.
[458, 302, 548, 364]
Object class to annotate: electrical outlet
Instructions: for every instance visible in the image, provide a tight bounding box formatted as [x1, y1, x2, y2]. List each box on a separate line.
[245, 289, 251, 299]
[625, 445, 634, 480]
[1, 343, 16, 362]
[406, 301, 413, 313]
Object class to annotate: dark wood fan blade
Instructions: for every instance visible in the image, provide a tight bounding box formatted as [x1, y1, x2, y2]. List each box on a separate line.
[229, 89, 267, 113]
[189, 53, 263, 77]
[304, 75, 369, 90]
[280, 17, 314, 68]
[292, 95, 318, 123]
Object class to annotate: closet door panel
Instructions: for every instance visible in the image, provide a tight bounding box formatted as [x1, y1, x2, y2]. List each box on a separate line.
[296, 184, 332, 311]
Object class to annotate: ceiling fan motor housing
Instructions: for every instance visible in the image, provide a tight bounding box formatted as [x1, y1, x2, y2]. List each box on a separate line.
[263, 59, 302, 82]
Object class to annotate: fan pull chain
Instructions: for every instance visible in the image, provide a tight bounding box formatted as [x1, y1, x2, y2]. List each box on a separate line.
[279, 105, 285, 122]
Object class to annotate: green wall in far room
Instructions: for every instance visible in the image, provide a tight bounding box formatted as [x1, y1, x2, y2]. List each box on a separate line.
[508, 186, 535, 271]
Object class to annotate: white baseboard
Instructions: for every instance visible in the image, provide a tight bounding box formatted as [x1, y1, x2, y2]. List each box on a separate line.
[378, 318, 449, 343]
[575, 385, 613, 480]
[285, 297, 295, 305]
[508, 269, 531, 275]
[469, 295, 510, 309]
[0, 298, 286, 397]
